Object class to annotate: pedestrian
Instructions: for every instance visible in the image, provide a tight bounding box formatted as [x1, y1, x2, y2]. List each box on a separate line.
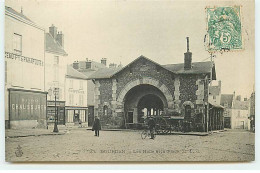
[92, 116, 101, 137]
[78, 119, 82, 128]
[147, 117, 156, 139]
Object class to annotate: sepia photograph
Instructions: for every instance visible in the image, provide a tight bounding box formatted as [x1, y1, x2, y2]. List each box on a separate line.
[3, 0, 255, 162]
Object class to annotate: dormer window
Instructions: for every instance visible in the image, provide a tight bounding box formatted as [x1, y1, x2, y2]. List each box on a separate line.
[130, 68, 133, 74]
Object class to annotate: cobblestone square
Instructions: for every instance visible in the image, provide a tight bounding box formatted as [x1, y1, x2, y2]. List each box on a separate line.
[5, 129, 255, 162]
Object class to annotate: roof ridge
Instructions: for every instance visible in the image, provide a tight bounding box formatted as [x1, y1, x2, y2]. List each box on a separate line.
[110, 55, 174, 78]
[66, 65, 88, 79]
[163, 61, 213, 66]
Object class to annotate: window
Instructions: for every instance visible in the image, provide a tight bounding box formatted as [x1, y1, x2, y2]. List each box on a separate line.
[69, 80, 73, 89]
[13, 33, 22, 55]
[156, 65, 160, 73]
[103, 105, 108, 116]
[213, 95, 216, 99]
[69, 94, 74, 105]
[53, 65, 59, 82]
[185, 105, 191, 119]
[79, 81, 83, 90]
[79, 95, 84, 106]
[58, 88, 62, 100]
[54, 56, 59, 65]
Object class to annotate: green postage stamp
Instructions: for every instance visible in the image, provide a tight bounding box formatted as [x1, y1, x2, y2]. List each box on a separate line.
[206, 6, 242, 51]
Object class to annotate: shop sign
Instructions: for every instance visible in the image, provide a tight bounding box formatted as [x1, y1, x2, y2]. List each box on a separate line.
[9, 90, 47, 120]
[5, 52, 44, 66]
[68, 89, 84, 94]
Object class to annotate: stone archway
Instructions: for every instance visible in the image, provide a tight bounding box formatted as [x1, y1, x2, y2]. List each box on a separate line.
[182, 101, 195, 109]
[117, 77, 174, 109]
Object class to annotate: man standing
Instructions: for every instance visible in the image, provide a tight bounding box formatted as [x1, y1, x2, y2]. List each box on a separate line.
[92, 116, 101, 137]
[148, 117, 156, 139]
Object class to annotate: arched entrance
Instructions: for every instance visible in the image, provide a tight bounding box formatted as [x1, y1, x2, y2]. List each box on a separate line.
[123, 84, 167, 128]
[137, 94, 164, 121]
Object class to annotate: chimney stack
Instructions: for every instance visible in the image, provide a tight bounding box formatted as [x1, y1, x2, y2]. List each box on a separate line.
[56, 31, 64, 48]
[73, 61, 79, 69]
[101, 58, 107, 66]
[184, 37, 192, 70]
[49, 24, 57, 39]
[109, 63, 117, 68]
[236, 95, 241, 101]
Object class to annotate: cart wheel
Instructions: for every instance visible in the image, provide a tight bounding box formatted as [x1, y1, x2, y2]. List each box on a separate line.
[156, 117, 168, 134]
[141, 130, 147, 139]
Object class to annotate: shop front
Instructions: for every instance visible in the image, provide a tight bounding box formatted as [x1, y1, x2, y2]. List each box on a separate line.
[47, 101, 65, 125]
[65, 107, 88, 126]
[8, 89, 47, 129]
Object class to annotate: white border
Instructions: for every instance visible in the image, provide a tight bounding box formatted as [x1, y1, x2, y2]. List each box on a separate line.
[0, 0, 259, 170]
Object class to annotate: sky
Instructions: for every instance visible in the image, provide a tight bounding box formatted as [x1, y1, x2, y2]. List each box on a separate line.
[5, 0, 255, 98]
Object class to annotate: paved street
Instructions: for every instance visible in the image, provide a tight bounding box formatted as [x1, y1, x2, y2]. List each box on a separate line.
[5, 129, 254, 162]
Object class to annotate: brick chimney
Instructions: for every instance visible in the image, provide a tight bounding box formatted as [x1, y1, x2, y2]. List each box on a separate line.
[101, 58, 107, 66]
[49, 24, 57, 39]
[73, 61, 79, 69]
[56, 31, 64, 48]
[184, 37, 192, 70]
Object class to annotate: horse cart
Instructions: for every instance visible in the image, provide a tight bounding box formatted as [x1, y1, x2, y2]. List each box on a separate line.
[142, 114, 185, 135]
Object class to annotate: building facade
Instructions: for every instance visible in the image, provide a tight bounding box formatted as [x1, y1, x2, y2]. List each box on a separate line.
[221, 92, 249, 129]
[72, 58, 108, 126]
[209, 81, 221, 105]
[208, 81, 224, 131]
[45, 24, 68, 126]
[89, 39, 220, 132]
[5, 6, 47, 129]
[65, 65, 88, 126]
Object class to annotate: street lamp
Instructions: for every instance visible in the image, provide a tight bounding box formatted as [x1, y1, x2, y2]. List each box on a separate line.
[53, 88, 59, 133]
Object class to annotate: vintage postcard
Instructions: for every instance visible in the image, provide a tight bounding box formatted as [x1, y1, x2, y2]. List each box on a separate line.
[4, 0, 255, 162]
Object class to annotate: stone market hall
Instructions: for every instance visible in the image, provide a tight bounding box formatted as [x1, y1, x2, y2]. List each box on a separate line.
[89, 39, 222, 132]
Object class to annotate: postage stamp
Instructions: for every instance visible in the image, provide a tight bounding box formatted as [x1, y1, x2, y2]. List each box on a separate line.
[206, 6, 242, 51]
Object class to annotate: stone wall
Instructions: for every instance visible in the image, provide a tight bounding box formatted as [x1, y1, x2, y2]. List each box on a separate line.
[94, 57, 210, 131]
[179, 74, 198, 105]
[115, 58, 175, 100]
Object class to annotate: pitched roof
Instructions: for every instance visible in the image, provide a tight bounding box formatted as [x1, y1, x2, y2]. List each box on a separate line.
[162, 61, 215, 78]
[5, 6, 32, 22]
[109, 55, 174, 78]
[66, 65, 88, 79]
[45, 33, 68, 56]
[5, 6, 44, 30]
[220, 94, 233, 108]
[232, 100, 249, 110]
[88, 55, 216, 79]
[78, 69, 98, 78]
[88, 67, 123, 79]
[209, 100, 224, 109]
[209, 86, 220, 96]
